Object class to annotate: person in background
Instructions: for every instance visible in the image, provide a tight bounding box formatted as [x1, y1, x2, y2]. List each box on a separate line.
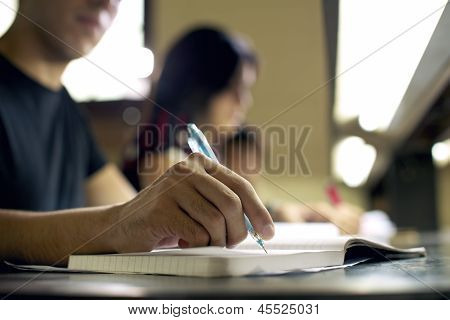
[124, 26, 362, 234]
[123, 27, 258, 188]
[0, 0, 274, 266]
[222, 126, 263, 187]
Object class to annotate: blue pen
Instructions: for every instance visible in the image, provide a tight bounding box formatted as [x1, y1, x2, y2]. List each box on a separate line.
[187, 123, 268, 254]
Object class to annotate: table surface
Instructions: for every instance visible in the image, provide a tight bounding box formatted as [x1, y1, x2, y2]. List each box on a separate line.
[1, 233, 450, 299]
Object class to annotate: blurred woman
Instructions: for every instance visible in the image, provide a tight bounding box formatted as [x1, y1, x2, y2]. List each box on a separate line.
[123, 26, 362, 234]
[123, 27, 258, 189]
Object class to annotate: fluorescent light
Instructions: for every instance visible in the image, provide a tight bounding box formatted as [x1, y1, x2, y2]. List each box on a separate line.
[332, 136, 377, 187]
[358, 112, 380, 132]
[432, 139, 450, 168]
[334, 0, 446, 131]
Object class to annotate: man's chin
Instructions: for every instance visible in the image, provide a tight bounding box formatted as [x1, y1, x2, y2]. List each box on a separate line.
[45, 42, 94, 63]
[70, 41, 97, 58]
[58, 36, 100, 60]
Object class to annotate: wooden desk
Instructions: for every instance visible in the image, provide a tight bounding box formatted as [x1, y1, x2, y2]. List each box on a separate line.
[1, 233, 450, 299]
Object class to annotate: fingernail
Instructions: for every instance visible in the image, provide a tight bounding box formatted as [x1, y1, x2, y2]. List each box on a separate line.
[262, 224, 275, 239]
[178, 239, 190, 248]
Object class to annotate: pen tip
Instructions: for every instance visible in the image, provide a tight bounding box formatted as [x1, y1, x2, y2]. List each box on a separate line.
[262, 245, 268, 254]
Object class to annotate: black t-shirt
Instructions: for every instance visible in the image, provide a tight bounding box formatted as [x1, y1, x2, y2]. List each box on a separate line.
[0, 55, 106, 211]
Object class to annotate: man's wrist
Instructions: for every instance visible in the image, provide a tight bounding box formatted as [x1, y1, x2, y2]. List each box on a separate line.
[68, 203, 126, 257]
[99, 203, 126, 254]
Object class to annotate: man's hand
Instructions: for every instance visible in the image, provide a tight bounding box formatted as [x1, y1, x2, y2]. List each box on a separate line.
[0, 153, 274, 265]
[111, 153, 275, 253]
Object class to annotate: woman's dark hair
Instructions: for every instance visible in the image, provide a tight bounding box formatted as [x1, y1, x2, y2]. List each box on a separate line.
[146, 26, 257, 150]
[155, 27, 257, 124]
[123, 26, 258, 189]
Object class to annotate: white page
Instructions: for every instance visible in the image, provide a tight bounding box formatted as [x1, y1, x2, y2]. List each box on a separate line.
[236, 222, 342, 250]
[122, 246, 331, 256]
[5, 257, 363, 275]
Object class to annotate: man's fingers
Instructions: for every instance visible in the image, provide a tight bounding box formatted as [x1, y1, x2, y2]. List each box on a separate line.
[167, 207, 210, 248]
[175, 187, 227, 247]
[187, 153, 274, 240]
[189, 174, 248, 247]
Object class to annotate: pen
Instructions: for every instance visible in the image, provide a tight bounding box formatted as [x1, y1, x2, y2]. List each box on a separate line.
[186, 123, 268, 254]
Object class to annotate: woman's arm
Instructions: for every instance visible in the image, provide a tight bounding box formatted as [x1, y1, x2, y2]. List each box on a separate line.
[85, 163, 137, 206]
[139, 147, 187, 188]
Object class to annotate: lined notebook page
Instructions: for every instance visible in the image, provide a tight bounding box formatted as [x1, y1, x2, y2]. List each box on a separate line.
[68, 249, 346, 277]
[70, 247, 274, 276]
[70, 222, 343, 273]
[69, 254, 217, 276]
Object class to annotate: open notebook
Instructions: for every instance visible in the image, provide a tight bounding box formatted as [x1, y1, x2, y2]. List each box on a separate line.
[67, 230, 425, 277]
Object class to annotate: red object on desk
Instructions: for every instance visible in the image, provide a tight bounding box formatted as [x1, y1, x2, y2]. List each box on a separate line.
[326, 184, 342, 206]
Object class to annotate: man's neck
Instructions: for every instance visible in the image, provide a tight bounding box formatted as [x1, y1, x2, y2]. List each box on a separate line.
[0, 22, 69, 91]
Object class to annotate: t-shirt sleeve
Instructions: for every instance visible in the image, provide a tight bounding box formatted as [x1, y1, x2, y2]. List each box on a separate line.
[76, 105, 107, 177]
[84, 121, 107, 176]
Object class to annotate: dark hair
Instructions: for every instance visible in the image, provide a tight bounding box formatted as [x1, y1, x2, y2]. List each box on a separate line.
[146, 26, 257, 150]
[156, 27, 257, 120]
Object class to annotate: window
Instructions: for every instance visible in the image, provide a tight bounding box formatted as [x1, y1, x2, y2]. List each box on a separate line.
[334, 0, 446, 132]
[0, 0, 17, 37]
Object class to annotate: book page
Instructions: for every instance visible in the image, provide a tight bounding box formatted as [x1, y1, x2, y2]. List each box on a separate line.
[236, 223, 347, 251]
[115, 246, 327, 257]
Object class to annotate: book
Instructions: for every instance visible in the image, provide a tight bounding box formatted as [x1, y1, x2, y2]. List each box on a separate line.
[67, 230, 425, 277]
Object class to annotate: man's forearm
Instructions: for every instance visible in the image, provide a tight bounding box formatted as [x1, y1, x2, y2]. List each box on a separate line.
[0, 204, 122, 266]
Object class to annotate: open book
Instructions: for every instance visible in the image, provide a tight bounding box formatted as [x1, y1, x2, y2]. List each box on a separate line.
[67, 226, 425, 277]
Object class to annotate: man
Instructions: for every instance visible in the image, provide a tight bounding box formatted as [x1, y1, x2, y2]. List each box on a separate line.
[0, 0, 274, 265]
